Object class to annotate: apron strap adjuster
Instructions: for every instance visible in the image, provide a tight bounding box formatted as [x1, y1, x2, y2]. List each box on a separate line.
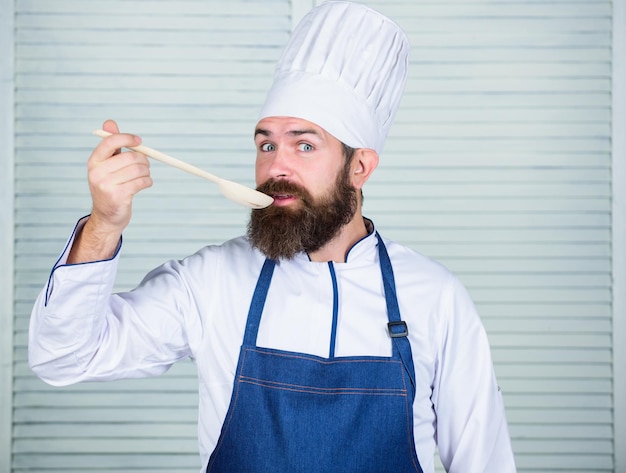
[387, 321, 408, 338]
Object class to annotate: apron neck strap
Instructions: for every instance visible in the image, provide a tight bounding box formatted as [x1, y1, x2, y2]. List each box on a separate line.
[375, 232, 416, 390]
[243, 258, 276, 346]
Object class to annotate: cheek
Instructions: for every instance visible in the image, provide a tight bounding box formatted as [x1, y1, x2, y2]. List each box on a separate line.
[311, 168, 342, 196]
[255, 159, 269, 185]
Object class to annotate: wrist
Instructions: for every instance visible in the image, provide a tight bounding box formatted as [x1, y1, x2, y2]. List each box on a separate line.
[67, 215, 123, 264]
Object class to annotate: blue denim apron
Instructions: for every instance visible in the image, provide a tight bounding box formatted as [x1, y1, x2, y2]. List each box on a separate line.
[207, 233, 423, 472]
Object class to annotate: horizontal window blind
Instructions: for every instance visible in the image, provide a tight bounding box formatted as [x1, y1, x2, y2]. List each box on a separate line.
[14, 0, 615, 472]
[13, 1, 289, 471]
[362, 1, 613, 471]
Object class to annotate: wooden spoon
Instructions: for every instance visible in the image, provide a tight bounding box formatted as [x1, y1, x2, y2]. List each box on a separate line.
[93, 129, 273, 209]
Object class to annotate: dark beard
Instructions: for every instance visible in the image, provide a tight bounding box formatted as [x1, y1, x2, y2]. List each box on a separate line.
[247, 164, 358, 261]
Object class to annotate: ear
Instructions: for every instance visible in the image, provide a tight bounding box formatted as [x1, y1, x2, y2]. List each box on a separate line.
[350, 148, 379, 189]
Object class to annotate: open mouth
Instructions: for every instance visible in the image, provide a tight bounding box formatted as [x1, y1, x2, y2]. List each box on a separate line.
[271, 193, 300, 206]
[257, 179, 306, 206]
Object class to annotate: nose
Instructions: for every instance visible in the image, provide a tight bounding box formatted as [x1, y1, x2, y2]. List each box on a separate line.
[267, 146, 293, 179]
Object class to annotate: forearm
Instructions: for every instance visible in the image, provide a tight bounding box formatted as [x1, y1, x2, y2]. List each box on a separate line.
[29, 218, 194, 385]
[434, 276, 516, 472]
[30, 217, 127, 384]
[29, 261, 189, 385]
[29, 251, 121, 385]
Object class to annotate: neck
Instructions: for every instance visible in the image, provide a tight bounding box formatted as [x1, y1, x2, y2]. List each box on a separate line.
[308, 213, 369, 263]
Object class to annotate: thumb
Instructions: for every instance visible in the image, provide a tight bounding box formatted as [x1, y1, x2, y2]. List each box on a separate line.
[102, 119, 120, 134]
[102, 119, 121, 155]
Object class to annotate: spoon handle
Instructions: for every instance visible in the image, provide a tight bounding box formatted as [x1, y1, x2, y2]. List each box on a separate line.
[93, 129, 221, 184]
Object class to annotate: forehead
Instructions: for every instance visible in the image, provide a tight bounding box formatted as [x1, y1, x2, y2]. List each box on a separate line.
[254, 116, 335, 141]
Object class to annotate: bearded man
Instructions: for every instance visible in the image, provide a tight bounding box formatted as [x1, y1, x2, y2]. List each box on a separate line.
[28, 2, 516, 472]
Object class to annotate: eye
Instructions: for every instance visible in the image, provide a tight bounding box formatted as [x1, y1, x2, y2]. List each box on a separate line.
[260, 143, 275, 152]
[298, 143, 314, 152]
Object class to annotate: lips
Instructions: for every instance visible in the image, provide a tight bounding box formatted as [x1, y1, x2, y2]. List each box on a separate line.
[273, 193, 294, 200]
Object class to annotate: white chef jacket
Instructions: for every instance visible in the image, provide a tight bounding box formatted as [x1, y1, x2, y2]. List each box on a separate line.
[29, 217, 516, 473]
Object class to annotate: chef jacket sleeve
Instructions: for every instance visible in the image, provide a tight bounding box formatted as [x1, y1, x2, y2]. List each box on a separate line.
[29, 217, 197, 386]
[432, 274, 517, 472]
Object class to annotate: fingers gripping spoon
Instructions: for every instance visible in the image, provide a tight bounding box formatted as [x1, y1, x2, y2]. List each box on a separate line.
[93, 129, 274, 209]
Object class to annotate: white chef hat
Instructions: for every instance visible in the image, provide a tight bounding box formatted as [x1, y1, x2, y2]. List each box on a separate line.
[258, 1, 410, 155]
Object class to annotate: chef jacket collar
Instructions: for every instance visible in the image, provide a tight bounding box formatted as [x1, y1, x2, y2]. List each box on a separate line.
[299, 217, 377, 264]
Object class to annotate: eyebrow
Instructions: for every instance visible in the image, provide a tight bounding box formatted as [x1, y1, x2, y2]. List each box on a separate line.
[254, 128, 321, 138]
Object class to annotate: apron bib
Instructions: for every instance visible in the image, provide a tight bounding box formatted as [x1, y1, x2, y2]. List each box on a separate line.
[207, 233, 423, 473]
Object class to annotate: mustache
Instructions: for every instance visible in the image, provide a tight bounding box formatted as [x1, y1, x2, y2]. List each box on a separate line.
[256, 179, 311, 202]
